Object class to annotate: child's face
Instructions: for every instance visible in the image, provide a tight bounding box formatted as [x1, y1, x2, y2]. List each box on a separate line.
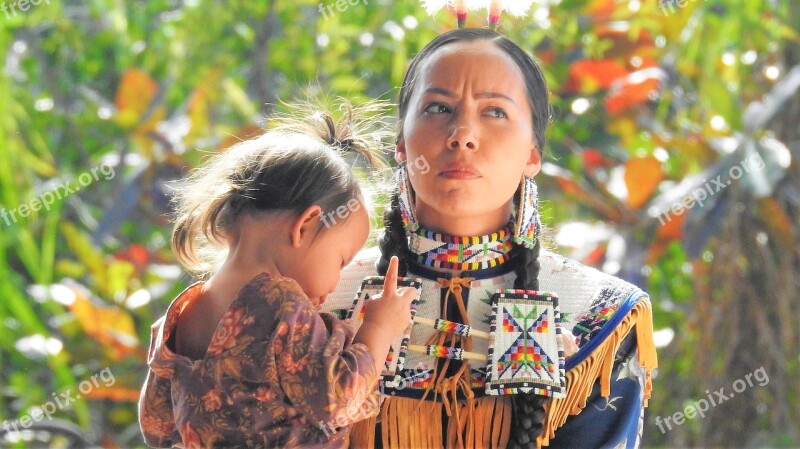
[281, 201, 370, 307]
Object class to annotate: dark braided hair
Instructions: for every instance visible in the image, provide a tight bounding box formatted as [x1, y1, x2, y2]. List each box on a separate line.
[509, 227, 548, 449]
[376, 192, 409, 277]
[378, 27, 552, 448]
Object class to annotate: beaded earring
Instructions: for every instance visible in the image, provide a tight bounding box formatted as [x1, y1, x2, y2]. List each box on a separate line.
[512, 175, 541, 249]
[396, 162, 419, 234]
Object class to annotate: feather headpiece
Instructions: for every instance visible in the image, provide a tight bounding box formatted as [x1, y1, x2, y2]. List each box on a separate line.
[421, 0, 536, 29]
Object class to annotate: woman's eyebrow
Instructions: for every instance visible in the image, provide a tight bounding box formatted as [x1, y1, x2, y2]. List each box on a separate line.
[475, 92, 516, 104]
[423, 87, 516, 104]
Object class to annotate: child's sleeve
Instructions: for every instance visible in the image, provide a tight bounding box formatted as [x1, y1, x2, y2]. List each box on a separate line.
[138, 318, 180, 447]
[272, 287, 380, 429]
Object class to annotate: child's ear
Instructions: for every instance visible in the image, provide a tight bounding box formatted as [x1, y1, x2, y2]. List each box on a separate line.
[395, 139, 407, 164]
[290, 205, 323, 248]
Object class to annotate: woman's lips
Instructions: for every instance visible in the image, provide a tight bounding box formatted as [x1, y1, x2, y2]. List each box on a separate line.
[439, 163, 480, 179]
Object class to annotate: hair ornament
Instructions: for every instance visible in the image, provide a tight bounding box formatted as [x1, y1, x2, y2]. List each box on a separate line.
[420, 0, 537, 29]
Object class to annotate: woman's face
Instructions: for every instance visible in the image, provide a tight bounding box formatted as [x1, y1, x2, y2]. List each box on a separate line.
[398, 40, 541, 236]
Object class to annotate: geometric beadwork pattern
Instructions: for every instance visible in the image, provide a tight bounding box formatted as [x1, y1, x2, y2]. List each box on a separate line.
[572, 287, 622, 348]
[408, 224, 514, 271]
[511, 176, 541, 249]
[346, 276, 422, 388]
[396, 163, 419, 234]
[485, 289, 566, 398]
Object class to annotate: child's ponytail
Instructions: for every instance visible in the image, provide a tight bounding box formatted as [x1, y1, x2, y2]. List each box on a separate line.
[171, 100, 391, 276]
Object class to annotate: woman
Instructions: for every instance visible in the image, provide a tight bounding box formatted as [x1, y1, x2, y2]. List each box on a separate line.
[325, 28, 657, 449]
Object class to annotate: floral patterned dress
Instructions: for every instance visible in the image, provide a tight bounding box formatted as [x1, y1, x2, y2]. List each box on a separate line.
[138, 272, 378, 448]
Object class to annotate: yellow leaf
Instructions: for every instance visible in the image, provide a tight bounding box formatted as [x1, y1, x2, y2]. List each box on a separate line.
[107, 260, 136, 302]
[188, 88, 209, 142]
[608, 117, 638, 147]
[61, 223, 107, 294]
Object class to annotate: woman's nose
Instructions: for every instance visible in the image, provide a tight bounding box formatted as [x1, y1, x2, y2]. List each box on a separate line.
[447, 125, 478, 151]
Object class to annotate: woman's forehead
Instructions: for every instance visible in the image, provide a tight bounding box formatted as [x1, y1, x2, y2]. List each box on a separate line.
[416, 40, 526, 91]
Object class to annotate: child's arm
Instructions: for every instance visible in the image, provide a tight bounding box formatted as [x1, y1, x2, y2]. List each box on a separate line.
[138, 318, 180, 448]
[352, 256, 416, 375]
[271, 260, 414, 431]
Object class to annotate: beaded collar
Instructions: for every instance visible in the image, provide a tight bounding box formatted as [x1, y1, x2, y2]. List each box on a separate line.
[407, 224, 514, 271]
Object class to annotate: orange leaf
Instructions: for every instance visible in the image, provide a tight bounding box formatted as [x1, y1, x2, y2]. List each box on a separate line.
[115, 69, 165, 156]
[115, 69, 159, 127]
[69, 293, 140, 360]
[584, 0, 616, 21]
[584, 245, 606, 266]
[218, 124, 264, 152]
[582, 148, 611, 172]
[564, 59, 629, 93]
[758, 198, 795, 249]
[84, 386, 142, 402]
[624, 156, 664, 209]
[595, 25, 657, 61]
[113, 244, 151, 272]
[648, 212, 686, 263]
[605, 73, 661, 115]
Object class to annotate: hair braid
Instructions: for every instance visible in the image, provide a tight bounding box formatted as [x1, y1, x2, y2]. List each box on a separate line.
[376, 192, 409, 277]
[508, 240, 548, 449]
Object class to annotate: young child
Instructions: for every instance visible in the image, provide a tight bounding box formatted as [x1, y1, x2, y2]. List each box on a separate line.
[138, 103, 416, 448]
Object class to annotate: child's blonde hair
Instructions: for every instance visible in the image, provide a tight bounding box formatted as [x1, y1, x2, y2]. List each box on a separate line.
[171, 101, 390, 275]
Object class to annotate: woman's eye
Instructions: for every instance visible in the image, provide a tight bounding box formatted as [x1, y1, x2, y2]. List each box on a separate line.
[423, 103, 451, 114]
[486, 108, 508, 118]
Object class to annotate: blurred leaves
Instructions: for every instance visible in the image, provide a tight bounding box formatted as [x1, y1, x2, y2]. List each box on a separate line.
[0, 0, 798, 447]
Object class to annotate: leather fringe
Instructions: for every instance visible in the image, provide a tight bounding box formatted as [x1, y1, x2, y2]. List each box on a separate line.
[538, 297, 658, 447]
[348, 396, 512, 449]
[447, 396, 511, 449]
[349, 412, 377, 448]
[382, 396, 444, 449]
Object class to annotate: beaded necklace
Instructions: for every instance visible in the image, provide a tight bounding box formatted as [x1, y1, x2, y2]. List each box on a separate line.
[408, 224, 514, 271]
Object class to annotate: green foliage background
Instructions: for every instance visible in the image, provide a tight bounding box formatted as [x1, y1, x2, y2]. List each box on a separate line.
[1, 0, 798, 447]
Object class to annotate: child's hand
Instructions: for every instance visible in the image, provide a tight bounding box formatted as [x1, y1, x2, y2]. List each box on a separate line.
[353, 256, 416, 375]
[362, 256, 416, 338]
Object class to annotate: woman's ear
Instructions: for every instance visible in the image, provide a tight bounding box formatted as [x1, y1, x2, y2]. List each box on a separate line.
[289, 205, 323, 248]
[523, 145, 542, 177]
[395, 139, 408, 164]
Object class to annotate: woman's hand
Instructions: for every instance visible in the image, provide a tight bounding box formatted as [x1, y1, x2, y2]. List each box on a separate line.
[560, 331, 579, 358]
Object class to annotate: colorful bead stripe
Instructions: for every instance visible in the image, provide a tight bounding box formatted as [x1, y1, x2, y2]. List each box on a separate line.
[425, 344, 466, 360]
[433, 318, 473, 337]
[415, 227, 510, 245]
